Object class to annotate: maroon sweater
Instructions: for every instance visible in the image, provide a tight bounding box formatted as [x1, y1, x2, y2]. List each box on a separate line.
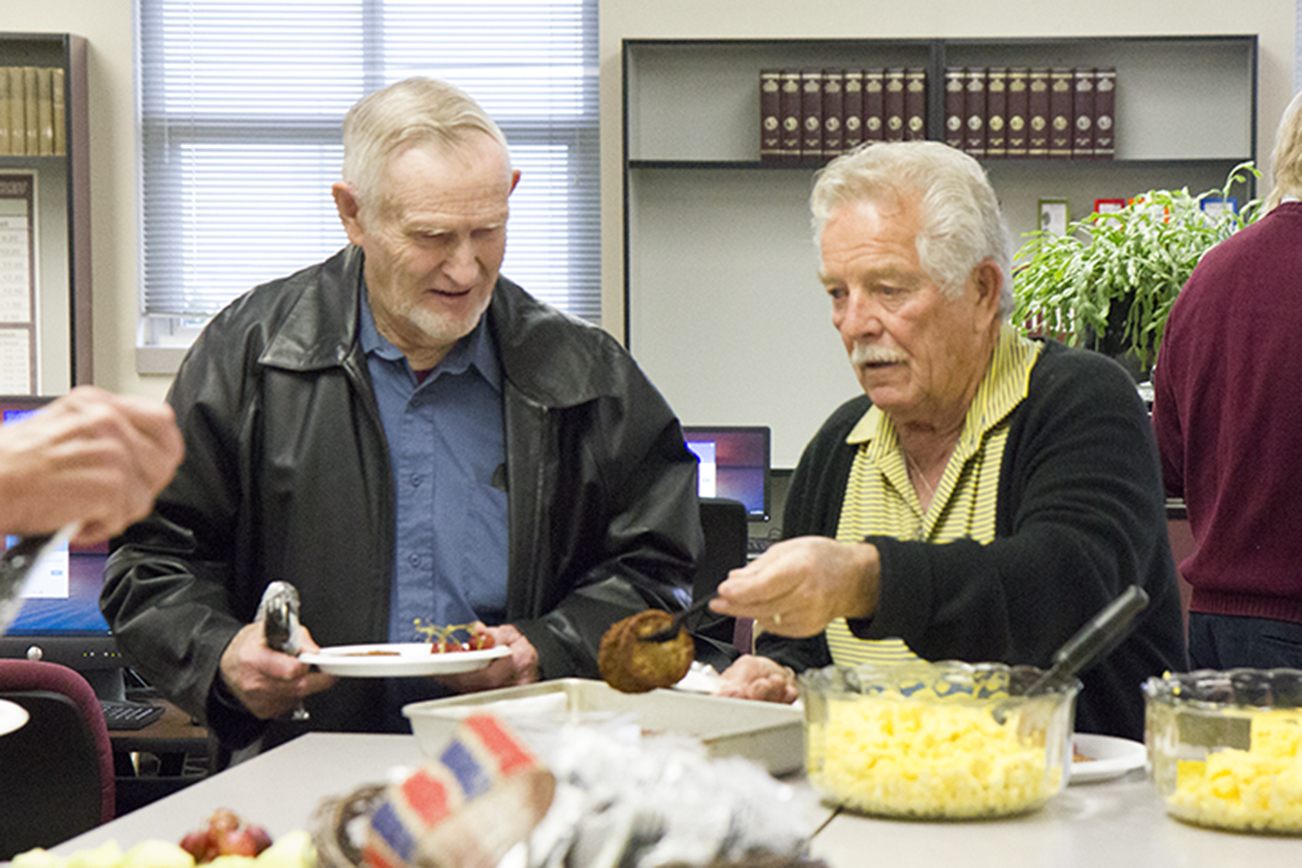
[1152, 201, 1302, 624]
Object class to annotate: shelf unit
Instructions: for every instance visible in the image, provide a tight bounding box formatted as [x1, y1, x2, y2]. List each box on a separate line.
[622, 36, 1257, 468]
[0, 32, 90, 395]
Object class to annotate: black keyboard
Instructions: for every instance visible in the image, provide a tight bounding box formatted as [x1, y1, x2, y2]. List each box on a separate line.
[747, 536, 774, 557]
[101, 699, 165, 731]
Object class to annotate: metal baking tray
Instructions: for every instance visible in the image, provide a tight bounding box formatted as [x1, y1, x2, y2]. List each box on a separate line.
[403, 678, 803, 775]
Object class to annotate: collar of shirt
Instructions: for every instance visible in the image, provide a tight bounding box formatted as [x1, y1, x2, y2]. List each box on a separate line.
[357, 284, 503, 393]
[845, 324, 1042, 460]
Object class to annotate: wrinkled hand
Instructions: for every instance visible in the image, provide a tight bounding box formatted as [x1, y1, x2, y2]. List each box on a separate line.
[717, 654, 799, 704]
[0, 386, 184, 545]
[434, 623, 540, 693]
[709, 536, 881, 638]
[218, 622, 336, 719]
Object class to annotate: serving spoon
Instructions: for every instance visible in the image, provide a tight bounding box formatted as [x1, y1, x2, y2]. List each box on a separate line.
[994, 584, 1150, 723]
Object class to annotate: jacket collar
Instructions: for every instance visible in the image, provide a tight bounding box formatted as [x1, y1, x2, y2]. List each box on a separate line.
[258, 245, 610, 409]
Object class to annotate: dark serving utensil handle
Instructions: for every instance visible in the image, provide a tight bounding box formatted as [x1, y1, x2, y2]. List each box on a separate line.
[640, 594, 717, 644]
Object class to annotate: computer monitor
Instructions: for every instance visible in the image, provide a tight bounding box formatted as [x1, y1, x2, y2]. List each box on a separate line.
[0, 396, 129, 701]
[682, 426, 771, 521]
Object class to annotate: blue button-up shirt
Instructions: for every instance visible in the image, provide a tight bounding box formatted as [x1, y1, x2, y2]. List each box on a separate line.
[357, 291, 509, 652]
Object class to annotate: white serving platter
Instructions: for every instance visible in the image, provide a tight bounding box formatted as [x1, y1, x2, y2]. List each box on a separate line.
[404, 677, 804, 775]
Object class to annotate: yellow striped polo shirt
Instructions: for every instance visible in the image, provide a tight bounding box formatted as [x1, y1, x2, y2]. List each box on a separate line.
[824, 325, 1042, 666]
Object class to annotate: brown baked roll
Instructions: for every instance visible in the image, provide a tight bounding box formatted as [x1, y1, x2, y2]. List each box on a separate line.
[598, 609, 694, 694]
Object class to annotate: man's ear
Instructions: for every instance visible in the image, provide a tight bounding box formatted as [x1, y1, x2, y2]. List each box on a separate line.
[969, 258, 1004, 330]
[332, 182, 366, 246]
[509, 168, 522, 196]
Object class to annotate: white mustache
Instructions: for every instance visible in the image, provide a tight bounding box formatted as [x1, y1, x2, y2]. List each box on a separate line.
[850, 344, 906, 366]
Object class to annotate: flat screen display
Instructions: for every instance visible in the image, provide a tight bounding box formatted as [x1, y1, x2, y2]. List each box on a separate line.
[0, 396, 123, 683]
[682, 425, 771, 521]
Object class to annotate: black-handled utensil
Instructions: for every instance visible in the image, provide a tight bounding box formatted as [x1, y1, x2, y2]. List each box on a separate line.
[639, 594, 717, 644]
[995, 584, 1149, 722]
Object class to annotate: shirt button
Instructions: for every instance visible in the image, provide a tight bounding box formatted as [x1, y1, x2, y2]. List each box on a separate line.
[410, 474, 423, 487]
[408, 554, 421, 567]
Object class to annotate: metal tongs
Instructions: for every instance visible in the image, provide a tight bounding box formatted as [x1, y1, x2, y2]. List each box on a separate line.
[0, 525, 77, 635]
[258, 580, 304, 656]
[257, 580, 309, 720]
[639, 594, 717, 644]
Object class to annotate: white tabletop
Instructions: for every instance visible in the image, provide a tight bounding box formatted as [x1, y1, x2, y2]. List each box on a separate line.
[811, 769, 1302, 868]
[51, 733, 1301, 866]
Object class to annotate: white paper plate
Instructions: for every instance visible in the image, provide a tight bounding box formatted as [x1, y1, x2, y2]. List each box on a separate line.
[301, 643, 509, 678]
[1070, 733, 1147, 784]
[0, 698, 29, 736]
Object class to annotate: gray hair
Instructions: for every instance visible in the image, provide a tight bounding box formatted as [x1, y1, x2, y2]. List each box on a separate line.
[1265, 89, 1302, 211]
[341, 77, 510, 218]
[810, 141, 1014, 319]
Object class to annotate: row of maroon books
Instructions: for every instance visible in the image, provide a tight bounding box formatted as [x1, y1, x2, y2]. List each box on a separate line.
[760, 68, 927, 163]
[944, 66, 1116, 159]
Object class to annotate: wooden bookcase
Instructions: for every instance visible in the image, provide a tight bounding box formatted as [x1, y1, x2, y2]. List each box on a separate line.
[0, 32, 90, 395]
[622, 36, 1257, 468]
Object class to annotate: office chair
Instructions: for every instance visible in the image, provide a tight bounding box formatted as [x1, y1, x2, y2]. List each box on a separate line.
[0, 659, 115, 859]
[691, 497, 749, 666]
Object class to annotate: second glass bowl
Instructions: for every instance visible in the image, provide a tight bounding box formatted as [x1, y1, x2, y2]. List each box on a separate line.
[1144, 668, 1302, 835]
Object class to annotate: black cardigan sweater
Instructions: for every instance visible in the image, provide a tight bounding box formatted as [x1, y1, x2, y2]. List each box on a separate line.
[759, 340, 1187, 740]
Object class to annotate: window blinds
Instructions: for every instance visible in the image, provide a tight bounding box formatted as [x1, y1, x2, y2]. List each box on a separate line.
[137, 0, 600, 328]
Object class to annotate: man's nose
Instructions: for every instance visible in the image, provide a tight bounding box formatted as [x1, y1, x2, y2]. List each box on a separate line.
[443, 238, 479, 287]
[839, 290, 883, 337]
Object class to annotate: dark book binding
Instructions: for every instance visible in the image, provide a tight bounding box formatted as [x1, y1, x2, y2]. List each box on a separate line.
[944, 67, 965, 150]
[862, 69, 885, 144]
[1027, 68, 1050, 158]
[1005, 68, 1029, 157]
[1049, 68, 1073, 158]
[780, 71, 802, 161]
[1094, 67, 1116, 159]
[801, 69, 824, 160]
[964, 67, 987, 157]
[842, 70, 864, 151]
[1072, 67, 1095, 157]
[904, 67, 926, 141]
[883, 67, 905, 142]
[760, 69, 782, 162]
[822, 69, 844, 158]
[986, 67, 1008, 158]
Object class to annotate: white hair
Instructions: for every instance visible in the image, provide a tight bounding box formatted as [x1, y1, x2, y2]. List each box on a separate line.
[1266, 89, 1302, 211]
[810, 141, 1014, 319]
[340, 77, 510, 220]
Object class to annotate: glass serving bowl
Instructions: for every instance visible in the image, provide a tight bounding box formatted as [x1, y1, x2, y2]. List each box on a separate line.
[800, 661, 1079, 820]
[1143, 668, 1302, 834]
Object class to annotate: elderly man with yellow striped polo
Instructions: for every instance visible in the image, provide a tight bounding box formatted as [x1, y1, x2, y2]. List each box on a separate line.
[710, 141, 1185, 740]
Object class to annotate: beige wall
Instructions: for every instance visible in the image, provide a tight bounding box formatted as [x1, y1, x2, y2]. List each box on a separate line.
[6, 1, 1297, 398]
[599, 0, 1300, 337]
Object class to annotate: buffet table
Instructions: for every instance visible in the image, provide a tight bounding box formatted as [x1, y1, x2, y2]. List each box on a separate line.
[51, 732, 1300, 867]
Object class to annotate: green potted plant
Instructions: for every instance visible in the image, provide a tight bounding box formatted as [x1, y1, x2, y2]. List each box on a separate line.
[1011, 163, 1263, 376]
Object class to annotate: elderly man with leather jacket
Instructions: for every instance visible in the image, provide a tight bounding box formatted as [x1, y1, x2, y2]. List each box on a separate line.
[101, 77, 701, 753]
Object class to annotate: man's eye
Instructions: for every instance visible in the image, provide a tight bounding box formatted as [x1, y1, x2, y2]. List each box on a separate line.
[826, 286, 847, 301]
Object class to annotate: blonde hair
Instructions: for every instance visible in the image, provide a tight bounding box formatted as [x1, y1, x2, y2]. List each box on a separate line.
[1265, 90, 1302, 211]
[341, 77, 509, 218]
[810, 141, 1013, 319]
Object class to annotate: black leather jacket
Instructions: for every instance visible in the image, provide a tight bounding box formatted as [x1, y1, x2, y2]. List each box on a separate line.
[102, 246, 701, 748]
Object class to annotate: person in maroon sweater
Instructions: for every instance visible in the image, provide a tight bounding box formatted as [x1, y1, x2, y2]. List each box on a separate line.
[1151, 91, 1302, 671]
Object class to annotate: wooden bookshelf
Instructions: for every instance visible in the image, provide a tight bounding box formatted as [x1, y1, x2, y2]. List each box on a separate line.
[0, 32, 90, 395]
